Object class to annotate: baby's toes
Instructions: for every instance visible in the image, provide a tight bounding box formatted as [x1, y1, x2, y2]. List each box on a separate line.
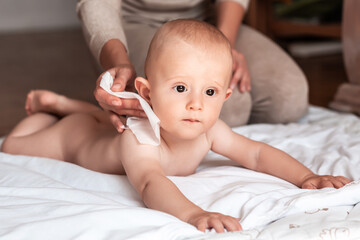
[25, 90, 35, 115]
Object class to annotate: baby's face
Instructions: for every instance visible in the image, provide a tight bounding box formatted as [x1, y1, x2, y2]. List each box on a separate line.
[148, 39, 232, 140]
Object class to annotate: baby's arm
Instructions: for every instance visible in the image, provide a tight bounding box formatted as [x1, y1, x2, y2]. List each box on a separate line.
[119, 131, 241, 232]
[210, 120, 351, 189]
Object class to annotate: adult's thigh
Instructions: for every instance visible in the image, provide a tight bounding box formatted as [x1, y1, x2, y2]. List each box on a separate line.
[235, 25, 309, 124]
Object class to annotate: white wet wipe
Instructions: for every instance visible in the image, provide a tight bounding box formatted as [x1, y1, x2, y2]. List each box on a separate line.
[100, 72, 160, 146]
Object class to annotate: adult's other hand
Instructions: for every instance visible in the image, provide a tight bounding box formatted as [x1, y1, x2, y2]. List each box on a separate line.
[230, 49, 251, 93]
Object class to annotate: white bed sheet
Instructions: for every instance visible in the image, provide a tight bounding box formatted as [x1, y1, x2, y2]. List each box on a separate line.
[0, 106, 359, 240]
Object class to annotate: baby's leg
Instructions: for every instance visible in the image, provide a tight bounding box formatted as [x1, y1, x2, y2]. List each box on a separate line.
[1, 90, 102, 158]
[8, 90, 101, 138]
[1, 112, 63, 159]
[7, 112, 58, 138]
[26, 90, 100, 116]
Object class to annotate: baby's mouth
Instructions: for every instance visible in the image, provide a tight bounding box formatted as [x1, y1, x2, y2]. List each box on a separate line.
[183, 118, 200, 123]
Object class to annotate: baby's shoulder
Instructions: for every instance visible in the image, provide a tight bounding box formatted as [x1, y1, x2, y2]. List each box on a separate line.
[207, 119, 232, 139]
[118, 129, 161, 159]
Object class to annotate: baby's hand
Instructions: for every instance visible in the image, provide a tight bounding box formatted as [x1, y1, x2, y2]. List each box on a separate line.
[187, 210, 242, 233]
[301, 174, 351, 189]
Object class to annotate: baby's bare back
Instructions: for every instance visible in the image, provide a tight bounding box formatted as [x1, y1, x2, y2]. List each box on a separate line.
[56, 112, 212, 176]
[55, 112, 126, 174]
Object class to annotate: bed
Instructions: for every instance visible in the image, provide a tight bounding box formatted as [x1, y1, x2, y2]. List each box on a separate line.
[1, 106, 359, 240]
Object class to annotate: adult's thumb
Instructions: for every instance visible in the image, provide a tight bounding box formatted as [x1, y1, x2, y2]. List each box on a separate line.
[111, 76, 126, 92]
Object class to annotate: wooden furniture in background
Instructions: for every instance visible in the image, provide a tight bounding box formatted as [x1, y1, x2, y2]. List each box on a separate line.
[245, 0, 341, 39]
[245, 0, 360, 113]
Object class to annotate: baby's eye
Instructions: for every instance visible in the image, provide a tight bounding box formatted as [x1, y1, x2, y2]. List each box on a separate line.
[205, 89, 215, 96]
[174, 85, 187, 93]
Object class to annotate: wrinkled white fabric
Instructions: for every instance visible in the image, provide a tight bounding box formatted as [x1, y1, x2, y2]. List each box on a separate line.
[0, 106, 360, 239]
[100, 71, 160, 146]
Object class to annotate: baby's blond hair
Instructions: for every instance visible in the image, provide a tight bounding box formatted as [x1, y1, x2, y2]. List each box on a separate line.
[145, 19, 232, 77]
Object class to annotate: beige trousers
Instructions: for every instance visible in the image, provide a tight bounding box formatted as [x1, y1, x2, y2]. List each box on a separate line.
[124, 22, 308, 127]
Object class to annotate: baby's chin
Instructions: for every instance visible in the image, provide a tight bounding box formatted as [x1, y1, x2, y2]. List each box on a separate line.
[175, 131, 204, 140]
[161, 125, 208, 141]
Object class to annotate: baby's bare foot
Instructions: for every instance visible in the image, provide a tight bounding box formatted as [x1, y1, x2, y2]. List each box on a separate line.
[25, 90, 62, 115]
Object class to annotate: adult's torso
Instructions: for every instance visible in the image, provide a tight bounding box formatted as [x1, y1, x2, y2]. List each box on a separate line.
[122, 0, 215, 26]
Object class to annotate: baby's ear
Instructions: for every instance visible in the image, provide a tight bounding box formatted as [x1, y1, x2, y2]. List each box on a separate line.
[224, 88, 232, 101]
[135, 77, 151, 104]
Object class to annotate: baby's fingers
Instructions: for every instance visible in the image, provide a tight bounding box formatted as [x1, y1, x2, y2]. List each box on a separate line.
[302, 183, 316, 189]
[302, 175, 352, 189]
[196, 216, 241, 233]
[320, 176, 351, 189]
[338, 176, 352, 185]
[223, 217, 242, 232]
[332, 176, 352, 188]
[208, 218, 225, 233]
[197, 220, 208, 233]
[330, 178, 347, 189]
[196, 218, 224, 233]
[319, 180, 335, 188]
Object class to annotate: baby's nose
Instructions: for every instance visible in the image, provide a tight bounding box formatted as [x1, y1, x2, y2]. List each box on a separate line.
[186, 93, 203, 111]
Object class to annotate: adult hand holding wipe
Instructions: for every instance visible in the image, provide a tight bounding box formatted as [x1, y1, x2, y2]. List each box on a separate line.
[100, 71, 160, 146]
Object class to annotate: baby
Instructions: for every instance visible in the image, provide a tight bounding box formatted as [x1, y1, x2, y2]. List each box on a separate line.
[1, 19, 351, 233]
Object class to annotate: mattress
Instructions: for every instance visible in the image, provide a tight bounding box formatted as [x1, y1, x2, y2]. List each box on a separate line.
[0, 106, 359, 240]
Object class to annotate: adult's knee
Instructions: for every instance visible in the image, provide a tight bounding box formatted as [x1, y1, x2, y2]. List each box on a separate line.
[234, 25, 309, 124]
[249, 73, 309, 124]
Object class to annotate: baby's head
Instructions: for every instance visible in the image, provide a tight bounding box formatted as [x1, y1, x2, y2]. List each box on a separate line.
[135, 19, 233, 140]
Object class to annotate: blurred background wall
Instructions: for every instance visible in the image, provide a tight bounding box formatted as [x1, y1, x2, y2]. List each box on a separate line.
[0, 0, 97, 136]
[0, 0, 80, 33]
[0, 0, 349, 136]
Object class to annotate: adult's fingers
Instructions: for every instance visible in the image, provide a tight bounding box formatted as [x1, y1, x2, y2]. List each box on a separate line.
[95, 88, 145, 117]
[99, 101, 146, 118]
[109, 112, 125, 133]
[230, 67, 244, 90]
[113, 98, 146, 118]
[94, 71, 122, 107]
[118, 98, 143, 111]
[94, 86, 116, 105]
[118, 109, 147, 118]
[230, 49, 251, 92]
[111, 67, 135, 92]
[238, 73, 251, 93]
